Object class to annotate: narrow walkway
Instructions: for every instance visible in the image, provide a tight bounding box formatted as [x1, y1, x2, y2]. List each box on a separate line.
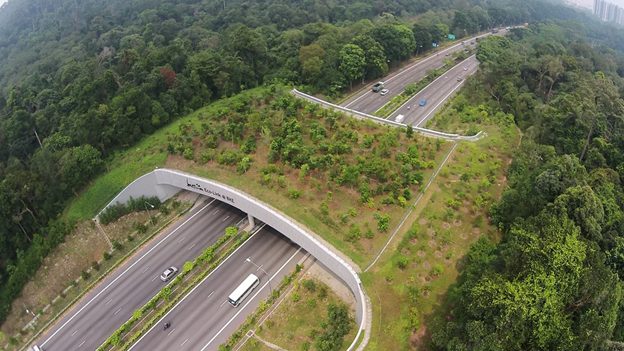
[253, 333, 289, 351]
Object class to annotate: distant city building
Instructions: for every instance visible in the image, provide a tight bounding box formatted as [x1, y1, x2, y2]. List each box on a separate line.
[594, 0, 624, 25]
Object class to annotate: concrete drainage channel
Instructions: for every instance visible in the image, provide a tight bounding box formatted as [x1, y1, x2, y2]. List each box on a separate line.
[97, 169, 371, 351]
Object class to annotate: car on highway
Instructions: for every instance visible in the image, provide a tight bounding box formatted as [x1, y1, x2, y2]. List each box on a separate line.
[160, 266, 178, 282]
[380, 88, 389, 96]
[372, 81, 384, 92]
[419, 99, 427, 107]
[457, 76, 463, 82]
[463, 66, 468, 71]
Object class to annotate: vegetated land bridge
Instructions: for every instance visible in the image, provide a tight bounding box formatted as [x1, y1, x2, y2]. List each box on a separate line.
[97, 168, 370, 351]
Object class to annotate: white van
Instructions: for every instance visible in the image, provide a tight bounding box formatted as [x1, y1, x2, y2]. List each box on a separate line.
[32, 346, 43, 351]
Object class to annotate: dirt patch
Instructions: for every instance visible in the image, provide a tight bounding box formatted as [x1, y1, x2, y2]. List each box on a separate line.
[472, 227, 481, 235]
[459, 232, 468, 240]
[303, 262, 356, 311]
[428, 239, 437, 249]
[434, 250, 443, 258]
[441, 222, 451, 230]
[453, 219, 462, 227]
[427, 228, 436, 237]
[418, 218, 428, 226]
[417, 250, 426, 257]
[410, 324, 428, 349]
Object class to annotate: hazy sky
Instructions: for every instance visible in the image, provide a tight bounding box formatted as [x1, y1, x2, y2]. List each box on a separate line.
[566, 0, 624, 9]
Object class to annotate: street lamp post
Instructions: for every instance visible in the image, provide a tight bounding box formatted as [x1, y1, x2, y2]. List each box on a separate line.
[144, 201, 155, 224]
[246, 257, 272, 294]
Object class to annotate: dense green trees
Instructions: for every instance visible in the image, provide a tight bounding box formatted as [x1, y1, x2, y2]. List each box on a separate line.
[0, 0, 607, 328]
[432, 22, 624, 351]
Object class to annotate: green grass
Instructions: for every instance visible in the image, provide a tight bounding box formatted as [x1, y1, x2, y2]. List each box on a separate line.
[63, 85, 451, 267]
[240, 279, 356, 351]
[362, 99, 519, 350]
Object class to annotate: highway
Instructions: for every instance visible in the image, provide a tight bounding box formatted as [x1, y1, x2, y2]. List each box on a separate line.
[341, 29, 507, 115]
[129, 227, 305, 351]
[389, 55, 479, 127]
[36, 198, 246, 351]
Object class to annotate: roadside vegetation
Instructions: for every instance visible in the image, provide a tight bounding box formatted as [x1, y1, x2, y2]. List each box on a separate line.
[428, 24, 624, 350]
[2, 196, 192, 350]
[362, 103, 518, 349]
[375, 49, 473, 118]
[239, 279, 355, 351]
[0, 0, 540, 324]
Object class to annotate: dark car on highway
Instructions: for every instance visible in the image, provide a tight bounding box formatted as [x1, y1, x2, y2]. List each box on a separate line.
[372, 82, 384, 92]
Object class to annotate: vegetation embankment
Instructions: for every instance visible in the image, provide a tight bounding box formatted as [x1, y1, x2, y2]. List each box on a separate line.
[68, 85, 452, 268]
[362, 99, 518, 349]
[375, 50, 474, 119]
[239, 278, 355, 351]
[428, 25, 624, 350]
[2, 198, 192, 350]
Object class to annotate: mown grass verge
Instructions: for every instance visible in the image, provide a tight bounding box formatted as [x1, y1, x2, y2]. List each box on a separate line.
[239, 278, 356, 351]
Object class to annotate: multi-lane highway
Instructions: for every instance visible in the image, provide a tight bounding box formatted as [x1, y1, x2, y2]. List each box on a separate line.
[389, 55, 479, 127]
[341, 29, 507, 115]
[129, 227, 305, 351]
[36, 199, 246, 351]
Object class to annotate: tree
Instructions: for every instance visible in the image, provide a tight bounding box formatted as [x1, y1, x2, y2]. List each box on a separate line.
[371, 24, 416, 63]
[338, 44, 366, 88]
[351, 35, 388, 79]
[412, 23, 433, 54]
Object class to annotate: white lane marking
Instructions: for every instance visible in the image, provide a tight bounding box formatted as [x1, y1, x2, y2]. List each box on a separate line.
[142, 266, 150, 274]
[105, 298, 112, 305]
[344, 33, 488, 108]
[71, 330, 78, 336]
[200, 247, 302, 351]
[127, 224, 267, 351]
[222, 215, 230, 222]
[168, 328, 176, 336]
[188, 243, 197, 251]
[177, 236, 185, 243]
[41, 199, 216, 347]
[181, 338, 190, 346]
[389, 55, 476, 120]
[151, 275, 158, 282]
[78, 340, 86, 347]
[113, 308, 122, 316]
[213, 209, 220, 215]
[414, 72, 470, 127]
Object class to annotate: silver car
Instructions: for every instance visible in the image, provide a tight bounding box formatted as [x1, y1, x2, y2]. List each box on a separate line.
[160, 266, 178, 282]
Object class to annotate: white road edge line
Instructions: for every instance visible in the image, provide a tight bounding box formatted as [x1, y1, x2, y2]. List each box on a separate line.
[389, 55, 476, 120]
[344, 33, 488, 108]
[414, 70, 471, 127]
[40, 199, 216, 347]
[126, 223, 267, 351]
[199, 247, 302, 351]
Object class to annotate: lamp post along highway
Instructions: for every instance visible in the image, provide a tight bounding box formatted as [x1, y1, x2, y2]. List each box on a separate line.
[246, 257, 272, 294]
[144, 201, 155, 224]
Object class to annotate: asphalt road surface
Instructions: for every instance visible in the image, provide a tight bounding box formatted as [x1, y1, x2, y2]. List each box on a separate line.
[389, 55, 480, 127]
[341, 29, 508, 115]
[128, 226, 305, 351]
[36, 198, 246, 351]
